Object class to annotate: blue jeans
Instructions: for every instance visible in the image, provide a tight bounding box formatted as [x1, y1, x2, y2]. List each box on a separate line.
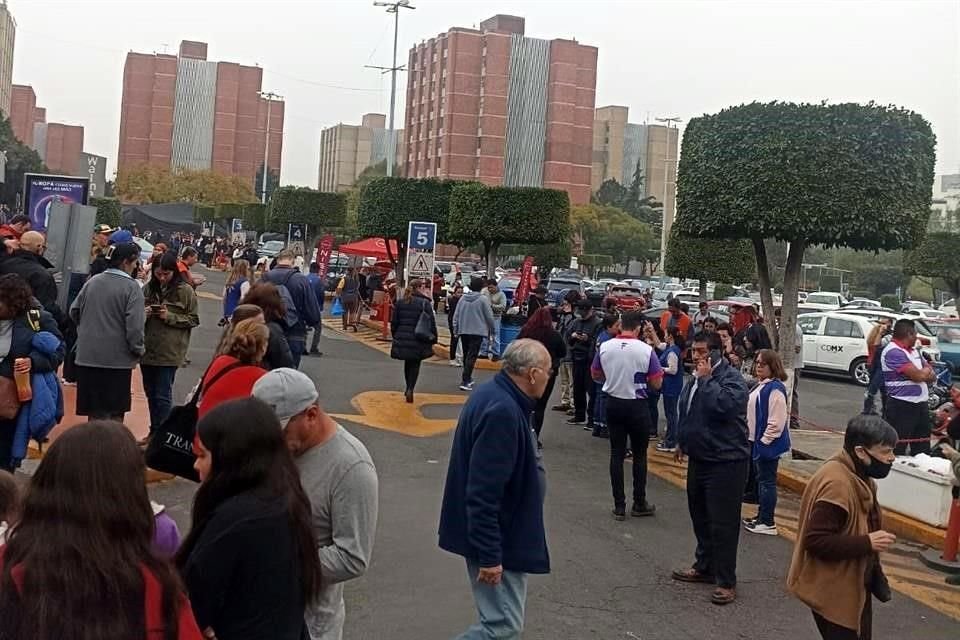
[648, 390, 660, 437]
[456, 559, 527, 639]
[755, 457, 780, 526]
[593, 385, 607, 426]
[140, 365, 177, 433]
[480, 316, 502, 357]
[289, 337, 306, 368]
[662, 394, 680, 448]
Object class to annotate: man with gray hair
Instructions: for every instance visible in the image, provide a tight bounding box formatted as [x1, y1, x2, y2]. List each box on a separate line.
[252, 368, 379, 640]
[439, 339, 553, 638]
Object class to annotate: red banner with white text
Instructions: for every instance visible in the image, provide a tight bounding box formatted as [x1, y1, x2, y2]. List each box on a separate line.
[515, 255, 535, 309]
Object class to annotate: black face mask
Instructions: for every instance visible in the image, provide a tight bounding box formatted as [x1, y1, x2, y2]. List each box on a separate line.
[860, 449, 893, 479]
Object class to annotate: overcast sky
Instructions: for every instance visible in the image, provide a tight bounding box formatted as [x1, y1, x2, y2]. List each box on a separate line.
[10, 0, 959, 187]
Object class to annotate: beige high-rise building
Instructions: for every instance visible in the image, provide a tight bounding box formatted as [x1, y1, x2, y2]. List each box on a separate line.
[317, 113, 402, 192]
[0, 2, 16, 118]
[593, 106, 679, 261]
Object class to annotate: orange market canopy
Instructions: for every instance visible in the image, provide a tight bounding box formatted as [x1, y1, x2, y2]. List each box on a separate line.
[336, 237, 399, 260]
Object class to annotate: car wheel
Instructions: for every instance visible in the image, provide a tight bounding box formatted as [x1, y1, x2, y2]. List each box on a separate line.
[850, 357, 870, 386]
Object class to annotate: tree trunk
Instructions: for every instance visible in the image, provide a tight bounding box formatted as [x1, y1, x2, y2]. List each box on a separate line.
[753, 237, 777, 349]
[699, 280, 708, 303]
[778, 241, 806, 370]
[485, 242, 499, 280]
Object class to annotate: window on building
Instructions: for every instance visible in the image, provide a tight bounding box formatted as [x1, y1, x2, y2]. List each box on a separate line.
[443, 47, 448, 58]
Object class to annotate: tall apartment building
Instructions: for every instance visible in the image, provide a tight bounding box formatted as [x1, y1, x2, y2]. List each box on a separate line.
[10, 83, 36, 146]
[403, 14, 597, 205]
[0, 2, 15, 119]
[593, 105, 679, 245]
[33, 122, 84, 175]
[318, 113, 403, 192]
[117, 40, 284, 189]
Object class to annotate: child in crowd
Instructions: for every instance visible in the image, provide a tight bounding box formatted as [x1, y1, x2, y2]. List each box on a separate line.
[152, 500, 181, 558]
[0, 470, 20, 544]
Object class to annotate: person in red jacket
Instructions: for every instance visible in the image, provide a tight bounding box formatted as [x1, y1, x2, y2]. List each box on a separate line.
[197, 317, 269, 419]
[0, 421, 203, 639]
[660, 297, 693, 344]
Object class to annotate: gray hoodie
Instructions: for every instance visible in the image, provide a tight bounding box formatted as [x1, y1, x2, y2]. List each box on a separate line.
[452, 290, 495, 337]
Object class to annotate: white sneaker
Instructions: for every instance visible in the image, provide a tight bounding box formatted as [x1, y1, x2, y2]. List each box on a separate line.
[449, 359, 458, 366]
[459, 382, 474, 391]
[745, 522, 778, 536]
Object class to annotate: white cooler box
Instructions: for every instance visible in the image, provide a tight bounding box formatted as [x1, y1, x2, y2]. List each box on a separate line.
[876, 458, 954, 528]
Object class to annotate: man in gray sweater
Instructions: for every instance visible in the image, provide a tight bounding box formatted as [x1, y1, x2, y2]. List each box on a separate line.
[253, 368, 379, 640]
[480, 278, 508, 362]
[453, 277, 496, 391]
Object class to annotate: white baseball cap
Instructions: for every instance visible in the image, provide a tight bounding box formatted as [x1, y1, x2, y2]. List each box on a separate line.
[251, 368, 319, 429]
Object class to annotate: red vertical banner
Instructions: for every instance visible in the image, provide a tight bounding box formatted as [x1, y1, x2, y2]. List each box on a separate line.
[514, 255, 535, 308]
[316, 234, 335, 280]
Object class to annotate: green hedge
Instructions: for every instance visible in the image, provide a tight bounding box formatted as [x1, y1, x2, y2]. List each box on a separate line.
[448, 184, 570, 248]
[675, 101, 935, 251]
[90, 196, 121, 228]
[663, 229, 754, 283]
[357, 177, 461, 243]
[269, 187, 346, 229]
[194, 205, 216, 222]
[903, 231, 960, 299]
[713, 284, 735, 300]
[880, 294, 901, 310]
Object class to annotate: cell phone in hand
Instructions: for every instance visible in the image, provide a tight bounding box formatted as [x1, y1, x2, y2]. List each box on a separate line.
[150, 304, 162, 313]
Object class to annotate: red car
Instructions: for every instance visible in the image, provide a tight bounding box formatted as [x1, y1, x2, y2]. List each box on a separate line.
[606, 284, 646, 312]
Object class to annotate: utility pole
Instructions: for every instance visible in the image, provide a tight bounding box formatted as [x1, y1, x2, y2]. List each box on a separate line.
[655, 116, 681, 275]
[370, 0, 415, 177]
[259, 91, 282, 204]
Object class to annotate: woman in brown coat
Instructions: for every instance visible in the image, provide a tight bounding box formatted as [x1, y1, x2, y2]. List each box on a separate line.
[787, 414, 898, 640]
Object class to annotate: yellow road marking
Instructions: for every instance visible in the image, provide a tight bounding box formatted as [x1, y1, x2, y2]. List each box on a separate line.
[331, 391, 465, 437]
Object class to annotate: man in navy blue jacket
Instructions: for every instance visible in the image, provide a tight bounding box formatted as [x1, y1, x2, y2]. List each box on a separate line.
[672, 331, 750, 606]
[439, 339, 553, 639]
[262, 249, 321, 367]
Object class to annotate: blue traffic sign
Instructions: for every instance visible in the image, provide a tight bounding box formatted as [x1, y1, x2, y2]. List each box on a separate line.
[407, 221, 436, 252]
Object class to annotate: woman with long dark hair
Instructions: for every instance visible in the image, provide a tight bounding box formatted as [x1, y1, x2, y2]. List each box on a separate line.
[518, 306, 567, 447]
[141, 252, 199, 440]
[336, 267, 361, 331]
[177, 397, 323, 640]
[0, 274, 64, 471]
[0, 421, 202, 639]
[241, 283, 295, 370]
[389, 278, 437, 403]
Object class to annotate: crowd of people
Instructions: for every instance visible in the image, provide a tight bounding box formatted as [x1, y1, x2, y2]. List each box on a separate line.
[0, 207, 955, 640]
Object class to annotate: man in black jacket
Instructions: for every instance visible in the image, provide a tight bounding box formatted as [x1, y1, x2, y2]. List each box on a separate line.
[673, 331, 750, 606]
[0, 231, 64, 327]
[565, 299, 603, 427]
[262, 249, 322, 368]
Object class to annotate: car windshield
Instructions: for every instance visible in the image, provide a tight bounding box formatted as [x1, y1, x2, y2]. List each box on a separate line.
[548, 280, 579, 291]
[611, 287, 640, 297]
[263, 241, 284, 250]
[499, 277, 520, 288]
[806, 294, 837, 305]
[935, 324, 960, 343]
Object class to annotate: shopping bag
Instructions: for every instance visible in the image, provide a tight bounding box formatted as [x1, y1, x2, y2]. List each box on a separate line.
[414, 308, 436, 343]
[145, 361, 243, 482]
[331, 298, 345, 317]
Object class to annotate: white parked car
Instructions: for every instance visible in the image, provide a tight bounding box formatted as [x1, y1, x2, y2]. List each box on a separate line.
[938, 298, 956, 316]
[672, 289, 705, 305]
[905, 308, 952, 320]
[833, 309, 941, 361]
[802, 291, 848, 311]
[797, 312, 877, 385]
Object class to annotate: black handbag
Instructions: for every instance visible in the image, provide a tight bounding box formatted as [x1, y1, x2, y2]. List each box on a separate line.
[414, 305, 437, 343]
[145, 361, 244, 482]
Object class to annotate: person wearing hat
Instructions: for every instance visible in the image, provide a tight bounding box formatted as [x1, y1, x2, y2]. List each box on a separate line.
[252, 368, 379, 640]
[69, 241, 145, 422]
[90, 223, 114, 262]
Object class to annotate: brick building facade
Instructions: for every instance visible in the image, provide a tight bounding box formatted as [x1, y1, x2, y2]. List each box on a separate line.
[118, 41, 283, 189]
[403, 15, 597, 204]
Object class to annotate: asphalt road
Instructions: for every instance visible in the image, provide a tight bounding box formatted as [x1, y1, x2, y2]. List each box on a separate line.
[151, 269, 956, 639]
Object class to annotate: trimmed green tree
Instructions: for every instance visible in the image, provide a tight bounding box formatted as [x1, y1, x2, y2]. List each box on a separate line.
[358, 177, 461, 274]
[89, 196, 122, 228]
[675, 101, 935, 365]
[269, 187, 347, 233]
[904, 232, 960, 302]
[663, 230, 754, 301]
[448, 184, 570, 274]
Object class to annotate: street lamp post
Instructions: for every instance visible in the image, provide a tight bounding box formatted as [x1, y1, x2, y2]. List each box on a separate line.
[372, 0, 415, 177]
[655, 116, 681, 275]
[259, 91, 282, 204]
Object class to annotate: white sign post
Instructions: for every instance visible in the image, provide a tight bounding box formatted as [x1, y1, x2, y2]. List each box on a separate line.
[406, 221, 437, 297]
